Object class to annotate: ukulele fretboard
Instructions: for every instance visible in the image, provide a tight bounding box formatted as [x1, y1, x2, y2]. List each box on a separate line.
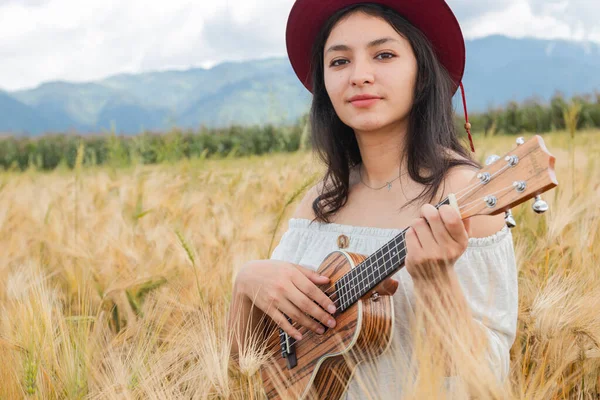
[334, 197, 451, 312]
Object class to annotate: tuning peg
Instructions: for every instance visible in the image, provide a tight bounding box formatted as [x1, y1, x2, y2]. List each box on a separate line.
[516, 137, 525, 146]
[485, 155, 500, 166]
[504, 209, 516, 228]
[532, 195, 549, 214]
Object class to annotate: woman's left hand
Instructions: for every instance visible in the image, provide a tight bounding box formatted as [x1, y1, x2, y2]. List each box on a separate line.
[405, 204, 471, 283]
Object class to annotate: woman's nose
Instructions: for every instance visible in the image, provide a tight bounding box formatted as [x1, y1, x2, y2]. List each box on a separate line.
[349, 57, 374, 87]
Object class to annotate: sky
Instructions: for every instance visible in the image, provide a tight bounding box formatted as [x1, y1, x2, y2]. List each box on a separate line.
[0, 0, 598, 92]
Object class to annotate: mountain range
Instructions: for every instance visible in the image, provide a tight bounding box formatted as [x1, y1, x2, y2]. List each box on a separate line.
[2, 35, 600, 136]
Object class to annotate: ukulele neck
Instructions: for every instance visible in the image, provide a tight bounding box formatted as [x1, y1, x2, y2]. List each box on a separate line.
[334, 197, 451, 314]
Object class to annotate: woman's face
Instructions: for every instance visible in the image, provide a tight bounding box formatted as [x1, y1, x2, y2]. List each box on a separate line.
[323, 12, 418, 133]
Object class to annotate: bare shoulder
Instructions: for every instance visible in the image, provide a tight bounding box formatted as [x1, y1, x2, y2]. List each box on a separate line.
[443, 160, 506, 239]
[291, 180, 325, 221]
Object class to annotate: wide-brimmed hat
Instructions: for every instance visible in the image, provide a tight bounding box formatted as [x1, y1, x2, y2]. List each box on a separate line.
[285, 0, 475, 152]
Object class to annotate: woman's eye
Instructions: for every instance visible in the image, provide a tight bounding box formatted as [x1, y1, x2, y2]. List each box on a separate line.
[329, 52, 395, 67]
[330, 59, 347, 67]
[376, 52, 395, 60]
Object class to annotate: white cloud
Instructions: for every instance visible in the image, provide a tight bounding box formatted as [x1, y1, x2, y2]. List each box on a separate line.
[0, 0, 598, 91]
[0, 0, 290, 91]
[447, 0, 600, 42]
[447, 0, 521, 23]
[461, 1, 574, 40]
[0, 0, 49, 5]
[527, 0, 600, 39]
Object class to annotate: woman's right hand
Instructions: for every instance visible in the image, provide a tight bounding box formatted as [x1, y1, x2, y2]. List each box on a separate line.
[235, 259, 338, 341]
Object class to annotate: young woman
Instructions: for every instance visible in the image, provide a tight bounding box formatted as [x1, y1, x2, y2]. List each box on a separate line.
[228, 1, 517, 397]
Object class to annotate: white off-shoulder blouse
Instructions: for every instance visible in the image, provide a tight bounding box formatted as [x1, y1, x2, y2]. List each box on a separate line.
[269, 217, 518, 399]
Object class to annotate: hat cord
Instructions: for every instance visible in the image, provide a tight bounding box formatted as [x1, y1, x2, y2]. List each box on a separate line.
[459, 82, 475, 153]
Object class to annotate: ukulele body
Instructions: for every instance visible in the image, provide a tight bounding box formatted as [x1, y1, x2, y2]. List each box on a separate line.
[260, 250, 395, 400]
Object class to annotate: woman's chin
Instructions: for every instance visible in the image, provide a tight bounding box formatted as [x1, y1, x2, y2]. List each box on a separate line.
[346, 116, 387, 132]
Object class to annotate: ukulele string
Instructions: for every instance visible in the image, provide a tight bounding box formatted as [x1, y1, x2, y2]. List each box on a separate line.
[456, 183, 516, 217]
[280, 228, 413, 345]
[291, 173, 513, 325]
[288, 163, 512, 310]
[282, 233, 412, 347]
[313, 179, 516, 308]
[452, 163, 512, 205]
[288, 172, 498, 304]
[290, 175, 490, 302]
[284, 204, 457, 347]
[281, 171, 515, 346]
[279, 177, 498, 350]
[320, 180, 516, 303]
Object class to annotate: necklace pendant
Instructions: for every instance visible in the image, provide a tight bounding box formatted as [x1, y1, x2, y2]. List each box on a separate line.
[387, 182, 392, 191]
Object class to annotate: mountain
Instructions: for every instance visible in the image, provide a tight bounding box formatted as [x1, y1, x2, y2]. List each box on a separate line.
[2, 35, 600, 136]
[461, 35, 600, 110]
[0, 91, 55, 135]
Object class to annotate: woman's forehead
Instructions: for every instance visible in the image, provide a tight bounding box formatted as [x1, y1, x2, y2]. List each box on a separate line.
[325, 12, 406, 49]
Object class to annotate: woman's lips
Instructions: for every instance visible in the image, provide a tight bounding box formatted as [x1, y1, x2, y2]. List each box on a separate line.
[350, 98, 380, 108]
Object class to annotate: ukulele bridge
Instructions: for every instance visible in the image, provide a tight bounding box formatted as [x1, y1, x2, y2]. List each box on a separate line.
[278, 315, 298, 369]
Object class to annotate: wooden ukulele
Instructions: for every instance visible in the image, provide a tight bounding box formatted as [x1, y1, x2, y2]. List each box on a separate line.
[260, 135, 558, 400]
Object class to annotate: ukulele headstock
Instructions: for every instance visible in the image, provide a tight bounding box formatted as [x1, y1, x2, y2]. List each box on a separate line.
[457, 135, 558, 221]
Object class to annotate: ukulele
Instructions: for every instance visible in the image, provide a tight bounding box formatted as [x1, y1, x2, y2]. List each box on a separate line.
[260, 135, 558, 400]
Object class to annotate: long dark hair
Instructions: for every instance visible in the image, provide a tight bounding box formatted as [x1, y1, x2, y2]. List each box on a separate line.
[308, 3, 479, 224]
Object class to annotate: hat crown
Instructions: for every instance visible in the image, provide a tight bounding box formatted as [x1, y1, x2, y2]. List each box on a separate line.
[285, 0, 465, 94]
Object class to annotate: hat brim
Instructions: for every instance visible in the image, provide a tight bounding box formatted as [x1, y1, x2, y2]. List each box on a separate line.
[285, 0, 465, 94]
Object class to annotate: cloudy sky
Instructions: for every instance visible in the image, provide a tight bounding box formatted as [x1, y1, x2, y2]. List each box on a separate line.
[0, 0, 598, 91]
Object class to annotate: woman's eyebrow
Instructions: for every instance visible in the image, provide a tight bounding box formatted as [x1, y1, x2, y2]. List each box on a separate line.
[325, 37, 399, 54]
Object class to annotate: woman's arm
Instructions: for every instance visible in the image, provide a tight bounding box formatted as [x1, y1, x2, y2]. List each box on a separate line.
[228, 183, 326, 361]
[227, 267, 270, 361]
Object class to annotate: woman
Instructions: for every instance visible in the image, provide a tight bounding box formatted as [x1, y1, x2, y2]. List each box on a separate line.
[228, 1, 517, 398]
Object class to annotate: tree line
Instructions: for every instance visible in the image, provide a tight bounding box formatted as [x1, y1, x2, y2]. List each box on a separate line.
[0, 124, 305, 171]
[0, 91, 598, 172]
[463, 91, 600, 136]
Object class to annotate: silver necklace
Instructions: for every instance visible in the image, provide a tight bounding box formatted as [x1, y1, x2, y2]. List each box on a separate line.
[358, 163, 405, 191]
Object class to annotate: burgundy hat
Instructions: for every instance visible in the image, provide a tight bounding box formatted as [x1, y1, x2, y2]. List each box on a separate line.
[285, 0, 475, 152]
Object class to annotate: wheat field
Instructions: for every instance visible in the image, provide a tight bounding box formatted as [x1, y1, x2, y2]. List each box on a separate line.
[0, 131, 599, 399]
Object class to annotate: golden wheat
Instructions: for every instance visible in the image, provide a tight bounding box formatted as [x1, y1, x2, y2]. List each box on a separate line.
[0, 131, 598, 399]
